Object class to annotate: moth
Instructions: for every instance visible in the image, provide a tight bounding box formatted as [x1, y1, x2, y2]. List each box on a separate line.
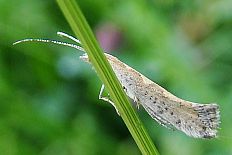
[13, 32, 220, 139]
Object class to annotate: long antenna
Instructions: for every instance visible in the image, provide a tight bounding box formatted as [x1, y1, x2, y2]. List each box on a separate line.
[57, 32, 81, 44]
[13, 32, 85, 52]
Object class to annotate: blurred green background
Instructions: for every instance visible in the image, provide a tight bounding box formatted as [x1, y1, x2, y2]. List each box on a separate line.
[1, 0, 232, 154]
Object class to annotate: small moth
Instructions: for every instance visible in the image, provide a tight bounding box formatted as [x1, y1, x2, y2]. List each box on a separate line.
[14, 32, 220, 139]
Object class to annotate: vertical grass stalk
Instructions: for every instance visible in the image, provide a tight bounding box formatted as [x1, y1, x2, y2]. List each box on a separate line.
[56, 0, 159, 154]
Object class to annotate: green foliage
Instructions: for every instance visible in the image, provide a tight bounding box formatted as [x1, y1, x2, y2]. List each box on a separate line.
[1, 0, 232, 155]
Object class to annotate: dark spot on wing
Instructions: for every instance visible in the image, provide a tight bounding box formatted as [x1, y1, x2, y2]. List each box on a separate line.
[176, 119, 181, 125]
[179, 101, 183, 107]
[202, 126, 206, 131]
[145, 91, 148, 95]
[159, 110, 164, 114]
[152, 97, 158, 103]
[122, 86, 127, 92]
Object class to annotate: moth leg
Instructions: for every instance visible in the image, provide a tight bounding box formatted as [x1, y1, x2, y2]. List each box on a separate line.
[99, 84, 120, 115]
[133, 96, 140, 109]
[136, 102, 140, 110]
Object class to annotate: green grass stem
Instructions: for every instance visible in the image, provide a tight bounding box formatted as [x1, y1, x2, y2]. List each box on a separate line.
[56, 0, 159, 154]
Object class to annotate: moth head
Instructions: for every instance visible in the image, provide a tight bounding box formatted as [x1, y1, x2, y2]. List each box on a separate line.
[79, 53, 90, 63]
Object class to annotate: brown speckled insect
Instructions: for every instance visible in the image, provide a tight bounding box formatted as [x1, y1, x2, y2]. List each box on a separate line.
[13, 32, 220, 138]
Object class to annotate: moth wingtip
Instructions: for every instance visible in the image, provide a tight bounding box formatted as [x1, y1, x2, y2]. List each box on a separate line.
[190, 103, 221, 139]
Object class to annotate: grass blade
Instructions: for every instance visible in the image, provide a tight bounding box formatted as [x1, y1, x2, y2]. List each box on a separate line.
[56, 0, 159, 154]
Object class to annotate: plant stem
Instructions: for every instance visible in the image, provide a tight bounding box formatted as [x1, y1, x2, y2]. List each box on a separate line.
[56, 0, 159, 154]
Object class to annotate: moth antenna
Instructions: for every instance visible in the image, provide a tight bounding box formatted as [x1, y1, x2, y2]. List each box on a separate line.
[57, 32, 81, 44]
[13, 38, 85, 52]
